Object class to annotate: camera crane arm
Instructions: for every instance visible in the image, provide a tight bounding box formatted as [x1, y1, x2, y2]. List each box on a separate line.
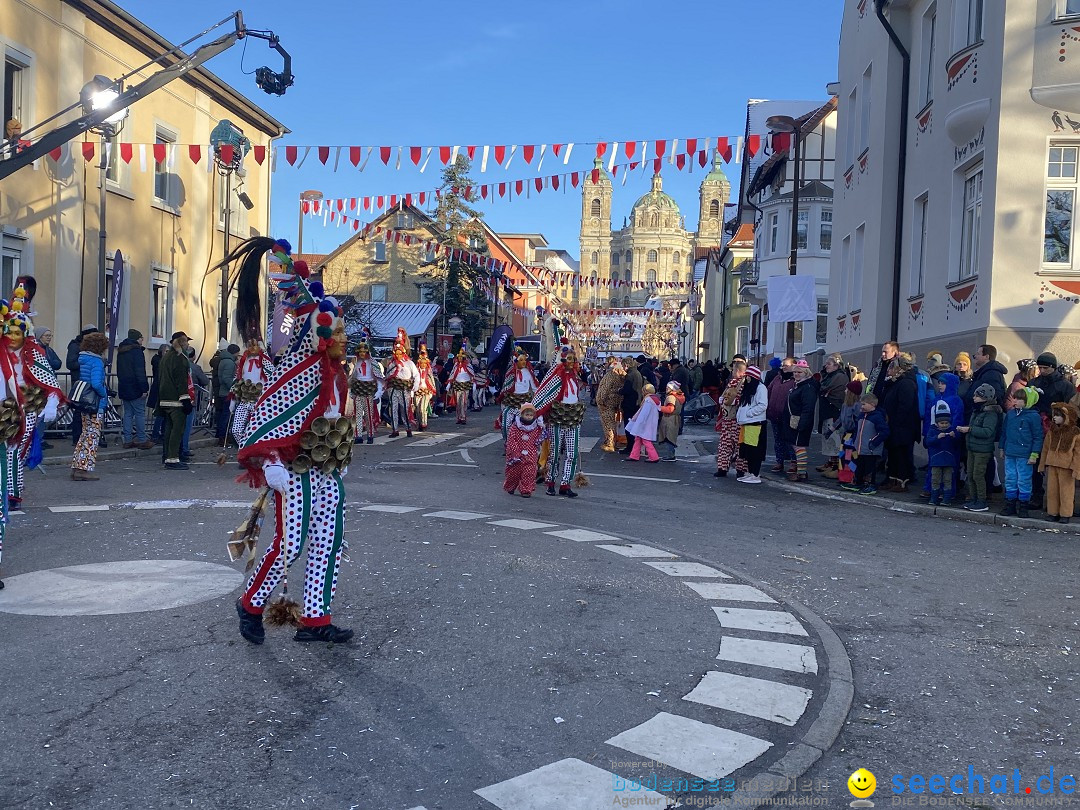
[0, 12, 292, 182]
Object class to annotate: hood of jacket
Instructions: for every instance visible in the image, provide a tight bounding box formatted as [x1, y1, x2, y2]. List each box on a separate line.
[117, 338, 143, 354]
[936, 371, 960, 398]
[975, 359, 1008, 379]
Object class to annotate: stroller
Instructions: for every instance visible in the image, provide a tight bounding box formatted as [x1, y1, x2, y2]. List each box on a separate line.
[683, 393, 718, 425]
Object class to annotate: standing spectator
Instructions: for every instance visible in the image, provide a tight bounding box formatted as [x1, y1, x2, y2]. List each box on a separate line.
[784, 359, 820, 482]
[958, 384, 1003, 512]
[618, 356, 644, 455]
[736, 365, 769, 484]
[844, 393, 889, 494]
[588, 360, 604, 406]
[33, 327, 62, 371]
[636, 354, 656, 389]
[65, 323, 97, 446]
[1000, 387, 1043, 518]
[715, 357, 748, 478]
[656, 359, 671, 394]
[953, 352, 974, 401]
[701, 359, 721, 404]
[668, 357, 691, 433]
[147, 344, 168, 441]
[156, 332, 193, 470]
[1009, 358, 1038, 401]
[763, 357, 783, 387]
[116, 329, 152, 449]
[182, 346, 208, 460]
[866, 341, 901, 401]
[688, 359, 703, 396]
[965, 344, 1008, 418]
[881, 353, 921, 492]
[817, 353, 850, 474]
[215, 344, 239, 445]
[1030, 351, 1073, 503]
[1038, 402, 1080, 523]
[766, 358, 797, 474]
[69, 331, 109, 481]
[656, 380, 685, 461]
[925, 402, 962, 505]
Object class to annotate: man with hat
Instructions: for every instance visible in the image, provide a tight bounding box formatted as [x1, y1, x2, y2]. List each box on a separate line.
[1029, 351, 1074, 503]
[156, 332, 193, 470]
[116, 329, 153, 450]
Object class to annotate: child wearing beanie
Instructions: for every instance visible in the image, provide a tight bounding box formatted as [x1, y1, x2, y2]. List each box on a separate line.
[998, 386, 1043, 518]
[957, 383, 1002, 511]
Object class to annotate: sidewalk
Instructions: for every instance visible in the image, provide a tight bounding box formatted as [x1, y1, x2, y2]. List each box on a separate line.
[39, 434, 222, 467]
[697, 436, 1080, 537]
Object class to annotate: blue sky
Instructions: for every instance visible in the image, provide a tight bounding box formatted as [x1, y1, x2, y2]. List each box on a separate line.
[131, 0, 843, 259]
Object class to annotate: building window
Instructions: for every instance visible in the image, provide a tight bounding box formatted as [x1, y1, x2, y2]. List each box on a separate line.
[963, 0, 984, 47]
[590, 198, 601, 217]
[819, 209, 833, 251]
[105, 130, 122, 185]
[1044, 145, 1079, 266]
[609, 297, 618, 308]
[647, 249, 658, 262]
[1, 234, 24, 298]
[796, 209, 809, 250]
[709, 199, 720, 218]
[423, 246, 437, 264]
[912, 195, 929, 295]
[769, 213, 779, 253]
[673, 251, 681, 265]
[624, 250, 632, 264]
[687, 253, 693, 266]
[840, 235, 852, 312]
[959, 166, 983, 280]
[154, 129, 176, 205]
[396, 211, 414, 229]
[370, 283, 387, 302]
[3, 51, 29, 127]
[685, 271, 694, 285]
[669, 271, 679, 283]
[853, 225, 865, 311]
[611, 253, 619, 266]
[373, 239, 387, 262]
[846, 87, 858, 166]
[624, 296, 631, 307]
[920, 9, 936, 109]
[651, 213, 659, 228]
[816, 300, 828, 345]
[859, 65, 872, 154]
[611, 270, 620, 283]
[467, 235, 485, 251]
[591, 251, 599, 266]
[1056, 0, 1080, 21]
[624, 267, 633, 284]
[646, 269, 657, 284]
[151, 266, 173, 340]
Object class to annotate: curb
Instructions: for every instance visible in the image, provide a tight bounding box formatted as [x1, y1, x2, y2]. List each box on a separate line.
[762, 477, 1080, 536]
[39, 436, 222, 467]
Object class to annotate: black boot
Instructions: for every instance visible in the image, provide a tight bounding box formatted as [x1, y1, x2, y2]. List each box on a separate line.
[406, 429, 413, 438]
[236, 598, 265, 645]
[546, 485, 558, 496]
[366, 435, 373, 444]
[1017, 500, 1030, 519]
[1000, 500, 1017, 517]
[559, 486, 579, 498]
[294, 624, 354, 643]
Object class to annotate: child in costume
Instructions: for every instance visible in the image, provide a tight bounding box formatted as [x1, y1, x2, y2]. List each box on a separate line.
[624, 383, 661, 462]
[957, 383, 1002, 512]
[1000, 386, 1043, 519]
[1039, 402, 1080, 523]
[223, 237, 355, 645]
[503, 402, 544, 497]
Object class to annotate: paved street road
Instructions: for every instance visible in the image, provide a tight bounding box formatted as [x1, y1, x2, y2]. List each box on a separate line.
[0, 408, 1074, 809]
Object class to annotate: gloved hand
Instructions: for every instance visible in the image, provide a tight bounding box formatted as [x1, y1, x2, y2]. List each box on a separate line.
[42, 395, 59, 423]
[263, 461, 290, 493]
[182, 399, 193, 415]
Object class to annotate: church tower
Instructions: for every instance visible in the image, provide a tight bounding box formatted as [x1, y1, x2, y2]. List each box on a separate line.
[579, 157, 612, 307]
[696, 150, 731, 248]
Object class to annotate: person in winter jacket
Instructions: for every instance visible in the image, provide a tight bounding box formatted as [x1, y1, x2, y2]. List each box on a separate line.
[116, 329, 152, 449]
[881, 353, 922, 492]
[957, 383, 1002, 512]
[964, 345, 1008, 421]
[926, 401, 962, 505]
[1039, 402, 1080, 523]
[1030, 351, 1073, 504]
[65, 323, 98, 446]
[920, 371, 965, 498]
[715, 359, 748, 477]
[156, 332, 193, 470]
[953, 352, 974, 401]
[33, 327, 62, 372]
[656, 381, 685, 461]
[1000, 386, 1044, 518]
[766, 358, 797, 473]
[842, 392, 889, 494]
[69, 332, 109, 480]
[817, 353, 850, 472]
[618, 357, 644, 455]
[147, 344, 168, 440]
[214, 344, 239, 443]
[784, 359, 820, 482]
[625, 383, 661, 462]
[735, 365, 769, 483]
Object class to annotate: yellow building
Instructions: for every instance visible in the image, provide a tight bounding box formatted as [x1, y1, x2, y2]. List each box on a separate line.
[0, 0, 286, 362]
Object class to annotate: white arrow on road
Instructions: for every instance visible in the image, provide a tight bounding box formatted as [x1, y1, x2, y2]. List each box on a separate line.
[382, 447, 476, 466]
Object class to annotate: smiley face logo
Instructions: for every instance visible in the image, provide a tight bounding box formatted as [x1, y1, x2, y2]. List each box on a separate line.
[847, 768, 877, 798]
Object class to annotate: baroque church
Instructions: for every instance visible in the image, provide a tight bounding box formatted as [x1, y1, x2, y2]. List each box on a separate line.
[578, 151, 731, 309]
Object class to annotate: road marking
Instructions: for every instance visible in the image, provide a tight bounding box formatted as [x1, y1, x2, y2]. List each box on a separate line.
[360, 504, 421, 514]
[423, 510, 491, 521]
[606, 712, 773, 780]
[642, 561, 731, 578]
[212, 501, 255, 508]
[132, 501, 193, 510]
[458, 432, 503, 449]
[544, 528, 621, 543]
[685, 582, 777, 603]
[382, 461, 477, 468]
[475, 757, 670, 810]
[0, 559, 242, 617]
[683, 671, 812, 726]
[715, 636, 818, 674]
[597, 543, 679, 559]
[488, 518, 560, 530]
[712, 607, 808, 637]
[578, 436, 600, 453]
[395, 448, 475, 463]
[406, 432, 462, 447]
[49, 505, 110, 513]
[586, 472, 680, 483]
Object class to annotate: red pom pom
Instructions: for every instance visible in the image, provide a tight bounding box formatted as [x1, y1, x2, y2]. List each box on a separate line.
[560, 337, 569, 345]
[316, 312, 332, 327]
[293, 260, 310, 279]
[317, 338, 330, 352]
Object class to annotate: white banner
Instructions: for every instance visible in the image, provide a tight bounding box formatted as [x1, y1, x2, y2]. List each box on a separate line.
[766, 274, 817, 322]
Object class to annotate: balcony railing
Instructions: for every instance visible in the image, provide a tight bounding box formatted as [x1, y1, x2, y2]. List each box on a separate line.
[738, 260, 760, 288]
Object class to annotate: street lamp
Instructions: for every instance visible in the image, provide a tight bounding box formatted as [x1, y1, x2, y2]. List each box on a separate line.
[765, 114, 802, 359]
[692, 309, 705, 363]
[80, 75, 129, 334]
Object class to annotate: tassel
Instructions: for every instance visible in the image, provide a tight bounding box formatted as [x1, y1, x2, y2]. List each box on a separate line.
[264, 596, 302, 627]
[575, 471, 590, 488]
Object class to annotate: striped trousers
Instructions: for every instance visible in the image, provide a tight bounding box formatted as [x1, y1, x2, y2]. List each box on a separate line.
[353, 395, 377, 439]
[546, 425, 580, 487]
[389, 388, 411, 431]
[7, 411, 37, 501]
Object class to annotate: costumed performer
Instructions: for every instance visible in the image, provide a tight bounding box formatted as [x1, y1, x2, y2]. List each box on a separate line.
[349, 338, 383, 444]
[414, 341, 437, 431]
[225, 237, 355, 645]
[383, 327, 420, 438]
[230, 337, 274, 445]
[448, 348, 475, 425]
[503, 402, 544, 497]
[497, 347, 539, 443]
[532, 329, 586, 498]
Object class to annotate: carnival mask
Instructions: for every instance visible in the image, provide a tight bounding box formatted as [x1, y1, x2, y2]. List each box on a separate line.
[7, 322, 25, 349]
[328, 323, 347, 361]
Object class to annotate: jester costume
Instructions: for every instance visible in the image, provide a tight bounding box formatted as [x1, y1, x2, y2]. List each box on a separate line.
[349, 341, 383, 444]
[533, 349, 586, 497]
[448, 350, 475, 424]
[225, 237, 354, 644]
[414, 342, 437, 431]
[498, 350, 539, 443]
[384, 328, 420, 437]
[230, 339, 274, 445]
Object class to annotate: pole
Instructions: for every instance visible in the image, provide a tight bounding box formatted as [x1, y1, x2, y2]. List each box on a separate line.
[786, 126, 802, 359]
[297, 197, 304, 257]
[97, 130, 109, 331]
[219, 167, 231, 341]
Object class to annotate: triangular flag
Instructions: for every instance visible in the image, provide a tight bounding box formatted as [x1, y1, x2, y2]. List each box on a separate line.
[494, 145, 506, 165]
[625, 141, 636, 159]
[747, 135, 761, 157]
[685, 138, 697, 155]
[286, 145, 298, 165]
[698, 150, 708, 167]
[253, 145, 266, 165]
[535, 177, 543, 192]
[552, 175, 560, 190]
[350, 146, 362, 167]
[498, 182, 506, 198]
[439, 146, 451, 164]
[654, 140, 667, 158]
[716, 137, 732, 162]
[120, 143, 133, 163]
[153, 143, 166, 164]
[48, 146, 62, 162]
[410, 146, 422, 165]
[219, 144, 234, 165]
[318, 146, 330, 164]
[570, 172, 580, 188]
[466, 145, 476, 160]
[522, 144, 535, 164]
[380, 146, 392, 164]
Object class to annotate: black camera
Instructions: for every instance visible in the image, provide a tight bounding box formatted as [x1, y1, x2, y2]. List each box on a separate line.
[255, 66, 293, 96]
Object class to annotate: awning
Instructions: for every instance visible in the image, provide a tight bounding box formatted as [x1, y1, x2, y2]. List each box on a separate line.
[345, 302, 441, 340]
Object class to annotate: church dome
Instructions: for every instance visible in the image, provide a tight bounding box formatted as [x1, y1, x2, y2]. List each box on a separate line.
[703, 150, 729, 184]
[631, 173, 680, 214]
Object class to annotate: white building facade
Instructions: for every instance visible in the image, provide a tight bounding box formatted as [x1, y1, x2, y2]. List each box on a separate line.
[830, 0, 1080, 370]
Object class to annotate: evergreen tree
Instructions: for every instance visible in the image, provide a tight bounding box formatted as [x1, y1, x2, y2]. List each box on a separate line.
[430, 155, 491, 345]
